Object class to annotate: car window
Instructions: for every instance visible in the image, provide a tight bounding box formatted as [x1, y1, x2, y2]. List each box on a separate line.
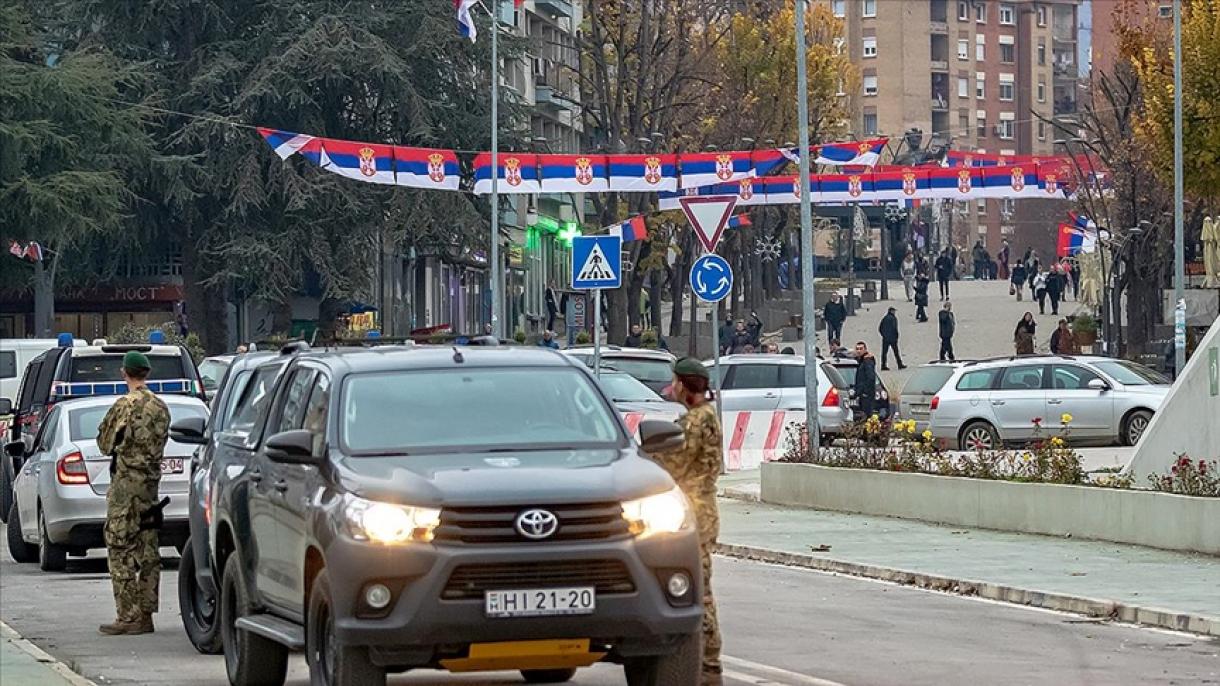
[0, 351, 15, 380]
[70, 355, 184, 382]
[271, 369, 316, 435]
[831, 364, 857, 387]
[998, 365, 1045, 391]
[602, 358, 673, 384]
[1051, 365, 1101, 390]
[598, 373, 662, 402]
[342, 368, 620, 454]
[197, 359, 231, 394]
[778, 365, 805, 388]
[70, 402, 207, 442]
[1091, 360, 1168, 386]
[302, 375, 330, 454]
[17, 360, 40, 410]
[906, 366, 956, 396]
[214, 370, 255, 433]
[726, 365, 779, 390]
[228, 368, 279, 439]
[36, 407, 61, 451]
[821, 363, 849, 389]
[956, 369, 999, 391]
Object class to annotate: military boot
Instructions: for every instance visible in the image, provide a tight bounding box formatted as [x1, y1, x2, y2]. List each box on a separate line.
[98, 619, 140, 635]
[127, 615, 155, 635]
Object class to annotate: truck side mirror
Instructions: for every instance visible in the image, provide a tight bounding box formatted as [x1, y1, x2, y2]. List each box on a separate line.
[0, 398, 12, 416]
[638, 420, 685, 455]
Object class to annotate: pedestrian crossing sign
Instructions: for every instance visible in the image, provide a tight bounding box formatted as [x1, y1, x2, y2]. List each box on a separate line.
[571, 235, 622, 289]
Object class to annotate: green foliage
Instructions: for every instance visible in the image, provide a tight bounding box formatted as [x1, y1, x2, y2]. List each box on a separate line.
[108, 321, 205, 364]
[513, 330, 527, 344]
[575, 330, 592, 345]
[1071, 312, 1099, 335]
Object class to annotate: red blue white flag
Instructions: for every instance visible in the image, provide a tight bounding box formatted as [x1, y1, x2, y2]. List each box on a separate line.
[820, 173, 874, 203]
[393, 146, 460, 191]
[727, 214, 752, 229]
[472, 152, 541, 194]
[608, 215, 648, 242]
[678, 151, 754, 189]
[814, 138, 887, 167]
[872, 168, 928, 203]
[540, 154, 609, 193]
[925, 166, 983, 200]
[316, 139, 396, 185]
[606, 154, 677, 192]
[980, 165, 1041, 199]
[750, 149, 792, 176]
[455, 0, 477, 42]
[23, 241, 44, 262]
[257, 128, 319, 160]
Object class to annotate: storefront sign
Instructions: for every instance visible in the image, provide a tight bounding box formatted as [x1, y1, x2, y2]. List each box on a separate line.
[1, 283, 185, 305]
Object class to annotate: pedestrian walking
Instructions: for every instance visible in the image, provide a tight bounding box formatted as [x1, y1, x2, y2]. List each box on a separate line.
[1014, 312, 1037, 354]
[538, 330, 560, 349]
[972, 240, 988, 280]
[1046, 264, 1065, 315]
[913, 271, 931, 322]
[1033, 269, 1048, 314]
[998, 240, 1011, 280]
[1028, 257, 1041, 298]
[96, 351, 171, 636]
[853, 341, 879, 418]
[653, 358, 723, 684]
[544, 280, 558, 332]
[1049, 319, 1080, 355]
[901, 252, 917, 301]
[823, 293, 847, 345]
[935, 248, 954, 300]
[938, 301, 957, 362]
[878, 307, 906, 370]
[1010, 261, 1027, 301]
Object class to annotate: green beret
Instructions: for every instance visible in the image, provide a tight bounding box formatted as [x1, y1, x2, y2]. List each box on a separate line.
[673, 357, 709, 379]
[122, 350, 151, 371]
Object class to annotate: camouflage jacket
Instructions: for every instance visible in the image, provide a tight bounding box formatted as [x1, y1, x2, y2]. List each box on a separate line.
[655, 401, 722, 544]
[97, 386, 171, 484]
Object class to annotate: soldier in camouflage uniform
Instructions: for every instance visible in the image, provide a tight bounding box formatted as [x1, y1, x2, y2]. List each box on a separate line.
[654, 357, 722, 685]
[96, 351, 170, 636]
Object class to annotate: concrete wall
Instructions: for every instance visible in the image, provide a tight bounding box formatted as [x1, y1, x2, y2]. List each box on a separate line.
[1126, 316, 1220, 480]
[761, 462, 1220, 555]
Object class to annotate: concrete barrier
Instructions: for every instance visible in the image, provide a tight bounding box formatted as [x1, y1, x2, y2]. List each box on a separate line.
[721, 410, 802, 471]
[761, 461, 1220, 555]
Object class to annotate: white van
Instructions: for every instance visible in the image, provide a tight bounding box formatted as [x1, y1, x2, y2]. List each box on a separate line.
[0, 339, 83, 407]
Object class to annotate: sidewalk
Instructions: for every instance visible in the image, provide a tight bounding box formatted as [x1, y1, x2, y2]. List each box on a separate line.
[0, 622, 93, 686]
[716, 479, 1220, 636]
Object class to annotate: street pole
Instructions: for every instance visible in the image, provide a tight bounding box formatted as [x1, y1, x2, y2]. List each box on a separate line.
[490, 0, 503, 340]
[795, 0, 820, 459]
[593, 288, 601, 377]
[1172, 0, 1186, 373]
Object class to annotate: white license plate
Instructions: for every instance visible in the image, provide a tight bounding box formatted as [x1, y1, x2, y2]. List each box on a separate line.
[485, 587, 596, 618]
[161, 458, 185, 474]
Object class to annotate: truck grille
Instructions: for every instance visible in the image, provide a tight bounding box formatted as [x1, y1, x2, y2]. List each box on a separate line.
[433, 503, 631, 544]
[442, 559, 635, 600]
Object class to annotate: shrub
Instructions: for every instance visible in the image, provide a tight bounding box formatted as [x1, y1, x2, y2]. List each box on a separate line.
[514, 330, 527, 344]
[1148, 456, 1220, 497]
[575, 330, 592, 345]
[109, 321, 204, 364]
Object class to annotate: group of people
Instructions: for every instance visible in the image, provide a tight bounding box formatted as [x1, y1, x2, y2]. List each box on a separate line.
[717, 313, 766, 355]
[1009, 251, 1078, 316]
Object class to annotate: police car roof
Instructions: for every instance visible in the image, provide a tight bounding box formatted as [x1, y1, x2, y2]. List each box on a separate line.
[72, 344, 184, 356]
[305, 345, 581, 374]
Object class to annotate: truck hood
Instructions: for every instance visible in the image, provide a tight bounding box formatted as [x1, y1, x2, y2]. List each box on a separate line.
[332, 448, 676, 507]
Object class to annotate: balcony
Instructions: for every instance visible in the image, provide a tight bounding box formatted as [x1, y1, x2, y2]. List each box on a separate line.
[534, 84, 572, 111]
[535, 0, 573, 18]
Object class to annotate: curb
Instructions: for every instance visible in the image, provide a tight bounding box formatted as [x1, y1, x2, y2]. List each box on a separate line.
[717, 486, 760, 503]
[0, 620, 97, 686]
[713, 543, 1220, 638]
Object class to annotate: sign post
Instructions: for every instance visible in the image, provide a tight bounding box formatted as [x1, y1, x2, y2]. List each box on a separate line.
[690, 253, 733, 436]
[571, 235, 623, 379]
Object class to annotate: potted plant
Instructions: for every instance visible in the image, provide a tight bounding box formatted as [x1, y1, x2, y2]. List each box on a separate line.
[1072, 312, 1098, 347]
[513, 329, 527, 344]
[575, 330, 592, 345]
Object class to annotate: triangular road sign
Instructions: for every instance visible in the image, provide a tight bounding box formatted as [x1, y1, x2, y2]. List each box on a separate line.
[679, 195, 738, 253]
[577, 242, 616, 282]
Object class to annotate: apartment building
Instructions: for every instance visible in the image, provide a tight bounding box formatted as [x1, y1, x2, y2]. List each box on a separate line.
[829, 0, 1078, 257]
[1089, 0, 1173, 76]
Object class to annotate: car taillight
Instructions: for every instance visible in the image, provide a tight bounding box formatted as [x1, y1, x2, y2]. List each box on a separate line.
[56, 452, 89, 485]
[822, 386, 841, 407]
[930, 395, 940, 411]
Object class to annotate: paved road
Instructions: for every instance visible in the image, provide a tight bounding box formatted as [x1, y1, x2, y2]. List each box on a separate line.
[3, 552, 1217, 685]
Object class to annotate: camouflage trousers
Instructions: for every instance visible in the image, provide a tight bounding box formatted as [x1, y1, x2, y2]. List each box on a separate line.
[701, 545, 722, 682]
[104, 479, 160, 622]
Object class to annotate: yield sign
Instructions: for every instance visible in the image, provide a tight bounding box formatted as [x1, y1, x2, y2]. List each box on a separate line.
[679, 195, 738, 253]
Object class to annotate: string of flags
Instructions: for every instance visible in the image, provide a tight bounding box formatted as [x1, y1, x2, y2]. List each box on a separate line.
[8, 240, 44, 262]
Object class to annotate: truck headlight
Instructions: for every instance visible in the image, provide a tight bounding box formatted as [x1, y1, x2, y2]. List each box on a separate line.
[621, 487, 692, 538]
[343, 495, 441, 545]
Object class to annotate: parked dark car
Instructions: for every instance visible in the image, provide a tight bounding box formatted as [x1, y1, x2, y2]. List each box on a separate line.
[827, 355, 893, 421]
[181, 345, 702, 686]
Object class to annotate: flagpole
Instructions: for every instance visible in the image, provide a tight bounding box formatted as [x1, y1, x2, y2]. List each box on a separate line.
[795, 0, 820, 460]
[489, 0, 503, 340]
[1172, 0, 1185, 375]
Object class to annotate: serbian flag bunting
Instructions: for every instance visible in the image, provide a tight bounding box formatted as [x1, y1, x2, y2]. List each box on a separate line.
[750, 149, 792, 176]
[316, 139, 396, 185]
[678, 151, 754, 189]
[393, 146, 460, 191]
[472, 152, 541, 194]
[606, 154, 677, 192]
[872, 168, 928, 203]
[980, 165, 1041, 199]
[815, 138, 887, 167]
[819, 173, 873, 203]
[608, 215, 648, 242]
[257, 128, 319, 160]
[540, 154, 609, 193]
[455, 0, 477, 42]
[925, 166, 983, 199]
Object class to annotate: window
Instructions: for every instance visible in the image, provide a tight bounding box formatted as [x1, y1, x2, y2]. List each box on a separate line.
[976, 74, 985, 98]
[272, 368, 316, 435]
[998, 119, 1014, 139]
[975, 2, 987, 22]
[1037, 40, 1046, 65]
[35, 407, 60, 452]
[71, 402, 206, 443]
[977, 198, 988, 214]
[726, 365, 780, 390]
[303, 375, 330, 454]
[0, 351, 14, 380]
[832, 0, 846, 17]
[1038, 120, 1046, 140]
[958, 76, 969, 97]
[999, 4, 1015, 25]
[69, 354, 185, 383]
[1158, 4, 1173, 18]
[863, 0, 877, 18]
[976, 40, 985, 61]
[999, 366, 1045, 391]
[1091, 360, 1170, 386]
[957, 39, 969, 60]
[1000, 43, 1015, 63]
[1051, 365, 1103, 391]
[228, 366, 282, 439]
[956, 369, 998, 391]
[999, 82, 1014, 101]
[1037, 5, 1048, 26]
[779, 365, 807, 388]
[1037, 80, 1046, 102]
[977, 116, 987, 137]
[863, 37, 877, 58]
[959, 110, 970, 131]
[863, 112, 879, 135]
[958, 0, 969, 20]
[863, 74, 878, 96]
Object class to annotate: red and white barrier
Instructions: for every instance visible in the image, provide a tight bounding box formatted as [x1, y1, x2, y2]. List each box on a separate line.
[722, 410, 803, 471]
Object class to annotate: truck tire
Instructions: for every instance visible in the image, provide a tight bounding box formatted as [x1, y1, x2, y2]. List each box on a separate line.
[7, 501, 37, 563]
[0, 456, 14, 524]
[38, 510, 67, 572]
[306, 569, 385, 686]
[179, 537, 222, 654]
[220, 554, 288, 686]
[623, 631, 701, 686]
[521, 668, 577, 683]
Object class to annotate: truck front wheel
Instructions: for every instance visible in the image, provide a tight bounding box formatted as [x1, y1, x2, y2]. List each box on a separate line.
[623, 631, 701, 686]
[306, 569, 385, 686]
[220, 554, 288, 686]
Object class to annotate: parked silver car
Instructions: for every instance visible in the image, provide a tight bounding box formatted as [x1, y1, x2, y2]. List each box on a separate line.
[704, 355, 852, 441]
[897, 361, 973, 433]
[6, 394, 209, 571]
[562, 346, 676, 394]
[927, 355, 1170, 450]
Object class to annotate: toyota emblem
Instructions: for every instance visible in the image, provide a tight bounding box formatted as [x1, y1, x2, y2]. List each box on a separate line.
[514, 509, 559, 540]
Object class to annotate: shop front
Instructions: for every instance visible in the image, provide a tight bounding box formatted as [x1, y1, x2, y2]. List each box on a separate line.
[0, 282, 185, 339]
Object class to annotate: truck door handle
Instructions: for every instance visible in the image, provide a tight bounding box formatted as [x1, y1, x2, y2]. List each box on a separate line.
[991, 400, 1006, 406]
[249, 468, 263, 483]
[273, 480, 289, 493]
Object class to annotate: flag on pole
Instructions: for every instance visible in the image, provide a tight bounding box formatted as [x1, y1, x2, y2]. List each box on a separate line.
[608, 215, 648, 242]
[256, 128, 318, 160]
[727, 214, 752, 229]
[456, 0, 478, 42]
[23, 242, 44, 262]
[1057, 213, 1097, 257]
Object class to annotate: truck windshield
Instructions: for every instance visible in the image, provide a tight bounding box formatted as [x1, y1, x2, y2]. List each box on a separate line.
[342, 368, 622, 454]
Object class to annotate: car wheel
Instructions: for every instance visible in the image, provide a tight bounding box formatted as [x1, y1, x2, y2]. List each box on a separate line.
[0, 456, 14, 524]
[623, 631, 701, 686]
[7, 501, 37, 563]
[220, 554, 288, 686]
[307, 569, 384, 686]
[37, 509, 67, 572]
[179, 537, 222, 654]
[1123, 410, 1153, 446]
[521, 668, 578, 683]
[959, 421, 999, 451]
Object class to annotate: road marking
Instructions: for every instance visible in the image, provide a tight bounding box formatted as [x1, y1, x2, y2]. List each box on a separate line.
[723, 654, 850, 686]
[0, 620, 97, 686]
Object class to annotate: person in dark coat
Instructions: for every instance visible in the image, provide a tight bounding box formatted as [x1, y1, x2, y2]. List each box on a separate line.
[877, 307, 905, 370]
[717, 316, 735, 355]
[938, 301, 956, 362]
[1045, 264, 1065, 315]
[746, 311, 764, 347]
[823, 294, 847, 344]
[624, 324, 643, 348]
[1014, 312, 1037, 354]
[544, 281, 559, 332]
[1010, 261, 1028, 301]
[729, 320, 753, 354]
[913, 271, 931, 322]
[934, 248, 954, 300]
[853, 341, 878, 418]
